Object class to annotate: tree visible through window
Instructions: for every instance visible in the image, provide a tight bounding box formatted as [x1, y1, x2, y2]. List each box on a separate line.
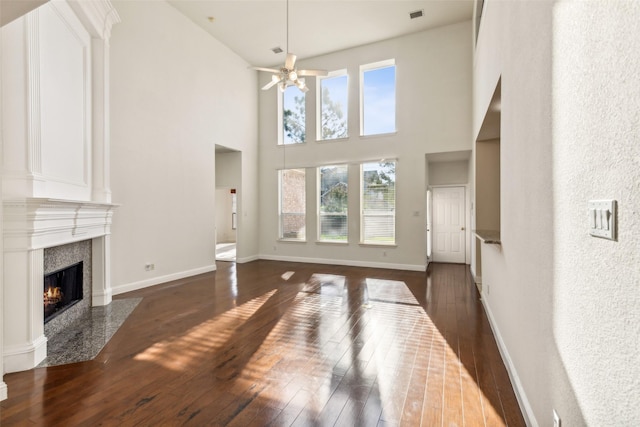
[283, 86, 305, 144]
[361, 60, 396, 136]
[361, 161, 396, 244]
[319, 165, 348, 241]
[279, 168, 306, 240]
[318, 72, 348, 140]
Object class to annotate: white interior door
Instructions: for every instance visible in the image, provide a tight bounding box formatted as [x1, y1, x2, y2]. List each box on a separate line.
[432, 186, 466, 263]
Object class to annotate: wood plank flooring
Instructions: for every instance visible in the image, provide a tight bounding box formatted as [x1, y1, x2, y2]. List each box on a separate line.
[0, 261, 525, 426]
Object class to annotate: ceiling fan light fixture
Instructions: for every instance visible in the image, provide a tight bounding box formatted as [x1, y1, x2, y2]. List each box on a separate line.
[250, 0, 327, 93]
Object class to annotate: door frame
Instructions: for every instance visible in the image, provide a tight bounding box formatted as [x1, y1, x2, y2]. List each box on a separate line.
[427, 184, 471, 265]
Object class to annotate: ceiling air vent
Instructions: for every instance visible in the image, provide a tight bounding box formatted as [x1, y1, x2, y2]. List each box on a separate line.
[271, 46, 283, 54]
[409, 9, 424, 19]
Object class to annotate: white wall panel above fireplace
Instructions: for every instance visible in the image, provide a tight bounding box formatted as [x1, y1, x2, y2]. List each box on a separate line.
[1, 0, 92, 201]
[39, 3, 90, 190]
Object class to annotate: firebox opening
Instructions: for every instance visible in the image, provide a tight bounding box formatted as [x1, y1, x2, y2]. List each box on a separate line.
[44, 261, 83, 323]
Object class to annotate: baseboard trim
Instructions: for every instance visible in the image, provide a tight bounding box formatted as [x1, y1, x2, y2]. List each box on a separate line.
[0, 381, 7, 401]
[471, 266, 482, 284]
[3, 335, 48, 373]
[235, 255, 259, 263]
[112, 264, 216, 295]
[481, 297, 537, 427]
[258, 254, 425, 272]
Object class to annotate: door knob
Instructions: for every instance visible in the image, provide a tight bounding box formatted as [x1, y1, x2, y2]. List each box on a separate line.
[461, 227, 465, 231]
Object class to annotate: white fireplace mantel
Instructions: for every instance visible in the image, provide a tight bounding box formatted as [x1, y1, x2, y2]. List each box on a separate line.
[4, 198, 118, 251]
[3, 198, 118, 373]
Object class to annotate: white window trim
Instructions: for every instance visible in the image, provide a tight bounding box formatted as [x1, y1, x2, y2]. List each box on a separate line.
[316, 69, 349, 142]
[359, 58, 397, 137]
[277, 89, 284, 145]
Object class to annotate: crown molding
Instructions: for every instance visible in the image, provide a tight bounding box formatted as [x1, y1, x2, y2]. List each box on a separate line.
[67, 0, 120, 40]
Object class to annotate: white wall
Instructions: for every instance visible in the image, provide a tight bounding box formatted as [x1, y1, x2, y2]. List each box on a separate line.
[428, 160, 469, 186]
[258, 22, 472, 270]
[475, 0, 640, 425]
[552, 1, 640, 425]
[0, 11, 5, 401]
[109, 1, 258, 294]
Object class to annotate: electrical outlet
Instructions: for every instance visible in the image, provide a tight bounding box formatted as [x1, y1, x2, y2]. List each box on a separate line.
[553, 409, 561, 427]
[144, 263, 155, 271]
[383, 251, 387, 257]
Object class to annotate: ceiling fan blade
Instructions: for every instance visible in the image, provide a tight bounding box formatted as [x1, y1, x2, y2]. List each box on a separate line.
[262, 79, 280, 90]
[251, 66, 280, 73]
[298, 69, 329, 77]
[285, 53, 297, 70]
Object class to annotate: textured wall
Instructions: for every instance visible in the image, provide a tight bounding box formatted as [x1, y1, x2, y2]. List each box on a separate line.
[552, 1, 640, 424]
[475, 0, 640, 425]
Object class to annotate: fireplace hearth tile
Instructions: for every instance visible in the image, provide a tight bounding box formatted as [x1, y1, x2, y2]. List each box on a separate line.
[38, 298, 141, 367]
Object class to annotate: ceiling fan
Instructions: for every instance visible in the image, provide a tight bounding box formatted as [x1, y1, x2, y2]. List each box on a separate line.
[251, 0, 327, 93]
[253, 54, 327, 93]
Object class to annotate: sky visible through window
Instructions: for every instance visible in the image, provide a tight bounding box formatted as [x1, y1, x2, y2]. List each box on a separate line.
[320, 75, 348, 140]
[363, 65, 396, 136]
[283, 86, 305, 145]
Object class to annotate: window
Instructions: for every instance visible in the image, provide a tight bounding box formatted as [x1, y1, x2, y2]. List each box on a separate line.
[280, 86, 306, 145]
[361, 161, 396, 244]
[360, 59, 396, 136]
[317, 70, 348, 141]
[318, 165, 348, 242]
[279, 168, 306, 240]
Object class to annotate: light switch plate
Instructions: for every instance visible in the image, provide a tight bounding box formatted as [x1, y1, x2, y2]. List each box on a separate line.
[588, 200, 616, 240]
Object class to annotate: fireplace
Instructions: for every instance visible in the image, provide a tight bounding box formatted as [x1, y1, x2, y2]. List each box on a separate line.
[44, 262, 83, 323]
[3, 199, 117, 373]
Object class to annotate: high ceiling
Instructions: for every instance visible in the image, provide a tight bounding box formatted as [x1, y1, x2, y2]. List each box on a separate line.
[168, 0, 474, 67]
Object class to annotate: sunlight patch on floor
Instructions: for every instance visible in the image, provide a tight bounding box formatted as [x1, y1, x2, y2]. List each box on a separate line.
[133, 289, 276, 371]
[216, 242, 236, 261]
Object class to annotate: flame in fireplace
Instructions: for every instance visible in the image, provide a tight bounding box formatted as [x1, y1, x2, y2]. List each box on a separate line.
[44, 286, 63, 306]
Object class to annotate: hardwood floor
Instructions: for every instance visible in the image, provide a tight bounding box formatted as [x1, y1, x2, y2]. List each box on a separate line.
[0, 261, 525, 426]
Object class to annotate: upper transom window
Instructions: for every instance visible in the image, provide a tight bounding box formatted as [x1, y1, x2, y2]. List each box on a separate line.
[317, 70, 348, 141]
[279, 86, 306, 145]
[360, 59, 396, 136]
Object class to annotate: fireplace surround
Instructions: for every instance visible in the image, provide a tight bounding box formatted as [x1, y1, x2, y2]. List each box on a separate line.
[3, 199, 117, 373]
